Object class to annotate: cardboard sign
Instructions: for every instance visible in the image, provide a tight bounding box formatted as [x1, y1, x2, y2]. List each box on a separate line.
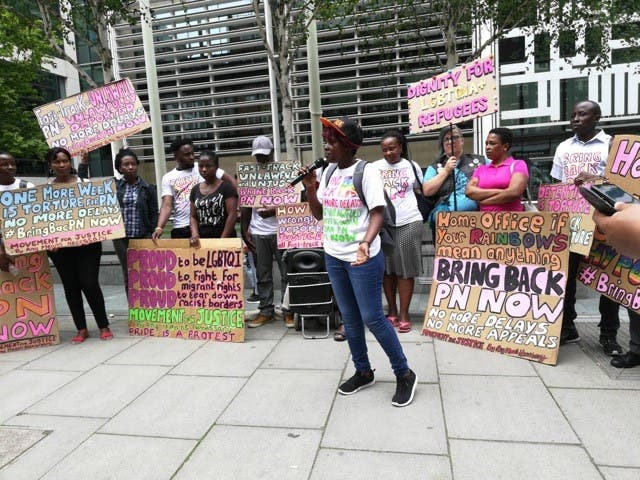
[128, 238, 244, 342]
[422, 211, 570, 365]
[276, 203, 322, 249]
[0, 252, 59, 353]
[408, 56, 498, 134]
[537, 183, 595, 255]
[579, 236, 640, 312]
[33, 78, 151, 155]
[236, 161, 301, 207]
[0, 179, 125, 255]
[578, 135, 640, 310]
[605, 135, 640, 194]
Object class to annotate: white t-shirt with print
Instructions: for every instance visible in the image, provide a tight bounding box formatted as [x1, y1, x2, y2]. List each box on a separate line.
[161, 163, 225, 229]
[249, 209, 277, 235]
[0, 178, 35, 191]
[317, 160, 385, 262]
[551, 130, 610, 182]
[372, 158, 423, 226]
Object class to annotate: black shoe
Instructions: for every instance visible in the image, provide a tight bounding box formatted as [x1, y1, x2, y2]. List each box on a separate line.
[599, 336, 623, 356]
[392, 369, 417, 407]
[611, 352, 640, 369]
[338, 370, 375, 395]
[246, 293, 260, 303]
[560, 326, 580, 345]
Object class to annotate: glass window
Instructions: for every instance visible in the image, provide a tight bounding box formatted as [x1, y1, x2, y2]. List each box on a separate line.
[559, 31, 576, 58]
[534, 34, 550, 72]
[560, 78, 588, 120]
[499, 37, 525, 64]
[500, 83, 538, 110]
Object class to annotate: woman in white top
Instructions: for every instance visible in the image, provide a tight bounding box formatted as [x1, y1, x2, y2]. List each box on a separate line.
[0, 151, 34, 273]
[373, 130, 423, 333]
[301, 116, 417, 407]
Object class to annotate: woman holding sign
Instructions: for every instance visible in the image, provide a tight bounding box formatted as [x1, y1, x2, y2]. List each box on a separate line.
[465, 128, 529, 211]
[111, 148, 158, 295]
[301, 116, 417, 408]
[46, 147, 112, 343]
[373, 130, 423, 333]
[189, 150, 238, 246]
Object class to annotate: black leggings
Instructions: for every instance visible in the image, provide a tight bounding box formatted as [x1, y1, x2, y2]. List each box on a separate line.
[48, 243, 109, 330]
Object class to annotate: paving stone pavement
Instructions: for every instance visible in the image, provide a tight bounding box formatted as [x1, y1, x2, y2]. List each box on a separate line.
[0, 285, 638, 480]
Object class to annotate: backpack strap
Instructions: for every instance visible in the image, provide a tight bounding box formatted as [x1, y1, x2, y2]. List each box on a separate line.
[410, 161, 423, 189]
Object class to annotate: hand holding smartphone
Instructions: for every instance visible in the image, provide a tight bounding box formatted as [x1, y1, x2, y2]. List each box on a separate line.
[578, 183, 640, 216]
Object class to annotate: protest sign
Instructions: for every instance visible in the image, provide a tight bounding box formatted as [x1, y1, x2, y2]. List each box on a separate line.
[537, 183, 595, 255]
[33, 78, 151, 155]
[579, 235, 640, 312]
[128, 238, 244, 342]
[236, 161, 301, 207]
[578, 135, 640, 311]
[422, 211, 570, 365]
[0, 179, 125, 255]
[0, 252, 59, 353]
[605, 135, 640, 194]
[408, 56, 498, 134]
[276, 203, 323, 249]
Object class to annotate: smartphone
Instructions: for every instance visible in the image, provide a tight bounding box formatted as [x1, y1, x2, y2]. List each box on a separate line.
[578, 183, 640, 216]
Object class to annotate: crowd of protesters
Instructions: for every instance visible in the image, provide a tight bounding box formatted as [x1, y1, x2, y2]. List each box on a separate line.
[1, 98, 639, 412]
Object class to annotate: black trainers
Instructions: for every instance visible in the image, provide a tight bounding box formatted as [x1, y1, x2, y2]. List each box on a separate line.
[392, 369, 417, 407]
[560, 326, 580, 345]
[600, 336, 623, 356]
[338, 370, 375, 395]
[246, 293, 260, 303]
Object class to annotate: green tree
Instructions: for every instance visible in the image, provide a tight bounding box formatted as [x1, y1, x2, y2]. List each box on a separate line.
[349, 0, 640, 72]
[252, 1, 356, 161]
[0, 7, 52, 157]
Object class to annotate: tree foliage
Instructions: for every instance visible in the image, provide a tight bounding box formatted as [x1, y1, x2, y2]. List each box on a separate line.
[0, 6, 52, 158]
[6, 0, 141, 88]
[345, 0, 640, 73]
[251, 1, 357, 160]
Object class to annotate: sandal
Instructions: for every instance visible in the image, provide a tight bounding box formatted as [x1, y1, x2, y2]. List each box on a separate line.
[386, 315, 399, 327]
[333, 326, 346, 342]
[397, 320, 412, 333]
[99, 328, 114, 340]
[71, 329, 89, 344]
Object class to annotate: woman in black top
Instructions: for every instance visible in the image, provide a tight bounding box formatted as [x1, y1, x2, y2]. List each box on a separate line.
[189, 151, 238, 246]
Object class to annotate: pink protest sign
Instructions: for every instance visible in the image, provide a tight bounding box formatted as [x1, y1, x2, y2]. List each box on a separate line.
[0, 252, 59, 353]
[33, 78, 151, 155]
[276, 203, 323, 249]
[127, 239, 245, 342]
[537, 183, 595, 256]
[408, 56, 498, 134]
[605, 135, 640, 196]
[236, 161, 301, 207]
[577, 135, 640, 310]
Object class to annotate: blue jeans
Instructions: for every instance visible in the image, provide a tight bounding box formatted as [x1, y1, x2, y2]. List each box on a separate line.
[325, 251, 409, 377]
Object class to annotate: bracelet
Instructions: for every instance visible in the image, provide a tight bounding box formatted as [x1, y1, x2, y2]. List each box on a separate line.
[358, 240, 370, 247]
[154, 227, 163, 231]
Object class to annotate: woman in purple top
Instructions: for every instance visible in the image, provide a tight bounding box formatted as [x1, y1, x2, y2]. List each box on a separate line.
[465, 127, 528, 212]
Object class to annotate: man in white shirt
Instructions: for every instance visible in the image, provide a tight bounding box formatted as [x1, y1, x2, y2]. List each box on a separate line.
[241, 136, 293, 328]
[551, 100, 622, 355]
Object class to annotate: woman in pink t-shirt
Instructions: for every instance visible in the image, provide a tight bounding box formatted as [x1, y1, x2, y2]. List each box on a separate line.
[465, 128, 529, 212]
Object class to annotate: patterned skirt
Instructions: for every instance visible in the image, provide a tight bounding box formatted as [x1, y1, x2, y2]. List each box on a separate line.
[384, 220, 424, 278]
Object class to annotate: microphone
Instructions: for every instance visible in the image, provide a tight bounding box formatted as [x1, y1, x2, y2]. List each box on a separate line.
[289, 158, 327, 186]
